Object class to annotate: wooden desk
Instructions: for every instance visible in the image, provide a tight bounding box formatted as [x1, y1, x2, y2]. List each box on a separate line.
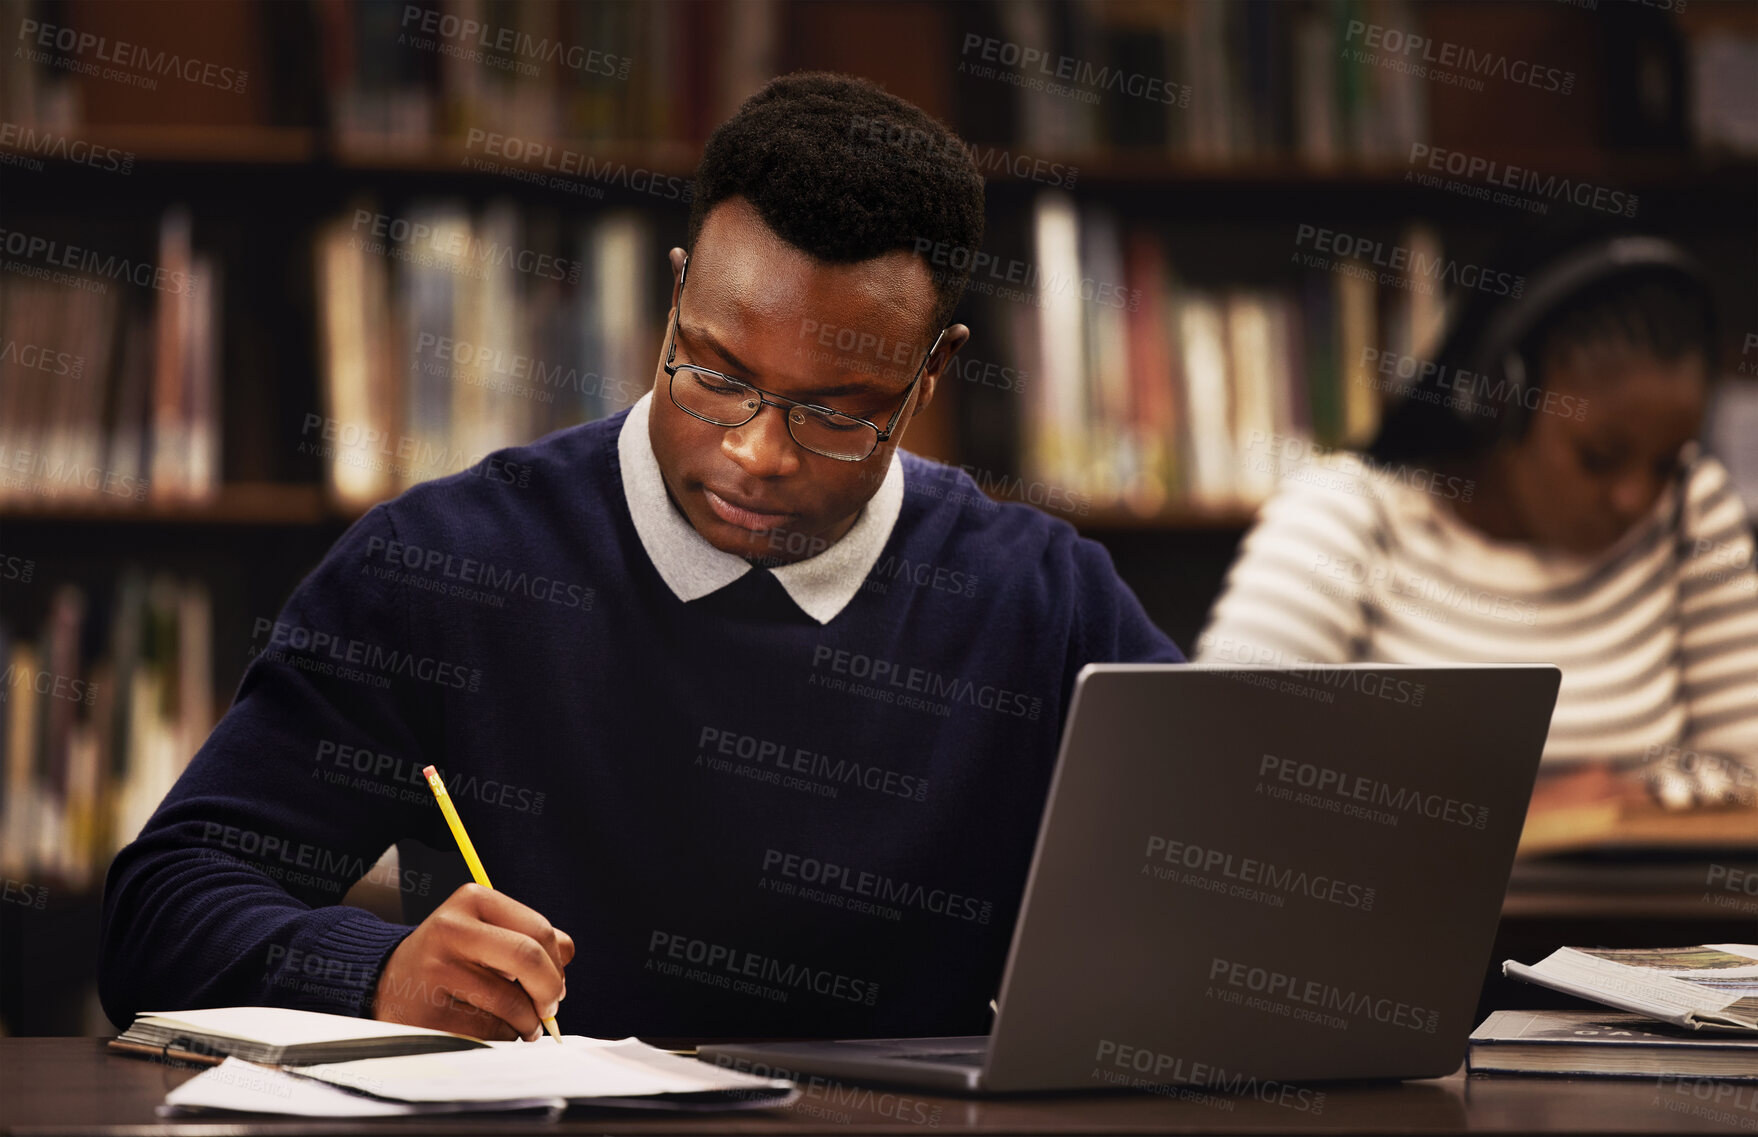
[0, 1038, 1751, 1135]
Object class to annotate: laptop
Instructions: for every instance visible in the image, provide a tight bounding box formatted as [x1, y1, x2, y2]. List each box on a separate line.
[699, 663, 1561, 1094]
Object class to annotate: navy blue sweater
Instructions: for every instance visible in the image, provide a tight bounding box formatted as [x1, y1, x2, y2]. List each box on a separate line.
[98, 408, 1183, 1038]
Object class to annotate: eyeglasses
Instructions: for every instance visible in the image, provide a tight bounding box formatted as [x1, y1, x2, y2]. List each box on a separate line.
[662, 253, 947, 463]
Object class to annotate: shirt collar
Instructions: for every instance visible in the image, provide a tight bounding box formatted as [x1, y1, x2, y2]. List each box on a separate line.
[617, 390, 904, 624]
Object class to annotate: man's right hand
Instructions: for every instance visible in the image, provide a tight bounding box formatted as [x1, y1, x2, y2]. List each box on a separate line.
[371, 883, 574, 1041]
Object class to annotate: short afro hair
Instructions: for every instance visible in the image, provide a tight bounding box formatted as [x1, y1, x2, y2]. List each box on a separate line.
[686, 71, 986, 337]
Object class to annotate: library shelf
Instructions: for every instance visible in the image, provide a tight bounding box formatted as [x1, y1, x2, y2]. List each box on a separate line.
[7, 130, 1749, 204]
[0, 483, 333, 526]
[0, 124, 318, 165]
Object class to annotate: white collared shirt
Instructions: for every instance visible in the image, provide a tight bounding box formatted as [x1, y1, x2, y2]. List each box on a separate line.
[617, 390, 905, 624]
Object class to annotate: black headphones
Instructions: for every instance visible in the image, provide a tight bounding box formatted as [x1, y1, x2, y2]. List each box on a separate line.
[1443, 235, 1713, 443]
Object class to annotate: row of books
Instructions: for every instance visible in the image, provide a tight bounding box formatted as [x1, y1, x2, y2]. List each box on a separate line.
[314, 199, 657, 508]
[1008, 191, 1442, 514]
[15, 189, 1449, 519]
[952, 0, 1754, 161]
[312, 189, 1448, 518]
[6, 0, 1751, 164]
[958, 0, 1424, 164]
[0, 208, 220, 506]
[0, 574, 213, 887]
[0, 0, 738, 145]
[10, 199, 1743, 525]
[257, 0, 1437, 163]
[318, 0, 712, 150]
[0, 186, 1447, 521]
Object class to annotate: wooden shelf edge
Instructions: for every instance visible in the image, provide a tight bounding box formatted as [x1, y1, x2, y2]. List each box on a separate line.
[330, 136, 702, 177]
[6, 124, 1749, 194]
[0, 483, 336, 525]
[0, 124, 317, 165]
[983, 151, 1758, 188]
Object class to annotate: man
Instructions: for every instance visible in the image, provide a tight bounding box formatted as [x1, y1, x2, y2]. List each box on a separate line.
[99, 72, 1182, 1042]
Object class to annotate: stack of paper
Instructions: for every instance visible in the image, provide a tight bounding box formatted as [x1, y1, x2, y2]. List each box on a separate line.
[163, 1059, 565, 1119]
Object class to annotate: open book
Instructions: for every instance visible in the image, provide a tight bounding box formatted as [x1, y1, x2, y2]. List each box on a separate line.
[1504, 944, 1758, 1032]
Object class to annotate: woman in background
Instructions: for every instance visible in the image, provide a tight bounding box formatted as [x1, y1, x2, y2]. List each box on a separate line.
[1196, 234, 1758, 809]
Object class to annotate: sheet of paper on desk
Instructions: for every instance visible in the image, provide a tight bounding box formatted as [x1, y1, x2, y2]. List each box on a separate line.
[295, 1035, 799, 1106]
[159, 1057, 565, 1118]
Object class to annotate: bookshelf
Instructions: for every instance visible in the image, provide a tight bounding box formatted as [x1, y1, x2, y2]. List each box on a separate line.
[15, 130, 1754, 192]
[2, 0, 1754, 1036]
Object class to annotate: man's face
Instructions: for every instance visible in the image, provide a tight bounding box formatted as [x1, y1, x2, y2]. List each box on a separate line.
[1498, 347, 1707, 556]
[648, 197, 966, 564]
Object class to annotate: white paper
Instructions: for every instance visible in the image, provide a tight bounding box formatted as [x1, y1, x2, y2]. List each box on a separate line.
[1530, 950, 1744, 1015]
[159, 1057, 563, 1118]
[296, 1036, 795, 1104]
[1511, 947, 1758, 1031]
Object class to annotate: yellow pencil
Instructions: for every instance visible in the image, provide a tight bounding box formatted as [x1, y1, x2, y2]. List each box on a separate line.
[422, 764, 563, 1043]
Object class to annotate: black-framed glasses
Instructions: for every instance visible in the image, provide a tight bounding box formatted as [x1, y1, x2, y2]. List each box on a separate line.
[662, 253, 947, 463]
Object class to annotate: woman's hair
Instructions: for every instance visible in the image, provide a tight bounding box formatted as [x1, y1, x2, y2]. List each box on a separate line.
[1367, 233, 1716, 466]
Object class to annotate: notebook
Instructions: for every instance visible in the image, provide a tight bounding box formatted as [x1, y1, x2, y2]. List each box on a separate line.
[113, 1006, 489, 1066]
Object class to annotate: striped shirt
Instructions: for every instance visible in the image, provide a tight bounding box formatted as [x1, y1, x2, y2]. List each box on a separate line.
[1196, 447, 1758, 767]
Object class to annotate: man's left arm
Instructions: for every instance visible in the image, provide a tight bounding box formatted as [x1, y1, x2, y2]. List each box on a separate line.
[1064, 535, 1186, 675]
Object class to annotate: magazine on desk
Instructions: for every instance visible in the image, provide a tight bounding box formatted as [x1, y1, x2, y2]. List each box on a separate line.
[1503, 945, 1758, 1032]
[1469, 1012, 1758, 1079]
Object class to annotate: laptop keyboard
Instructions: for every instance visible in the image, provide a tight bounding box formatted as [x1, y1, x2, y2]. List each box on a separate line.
[888, 1050, 986, 1064]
